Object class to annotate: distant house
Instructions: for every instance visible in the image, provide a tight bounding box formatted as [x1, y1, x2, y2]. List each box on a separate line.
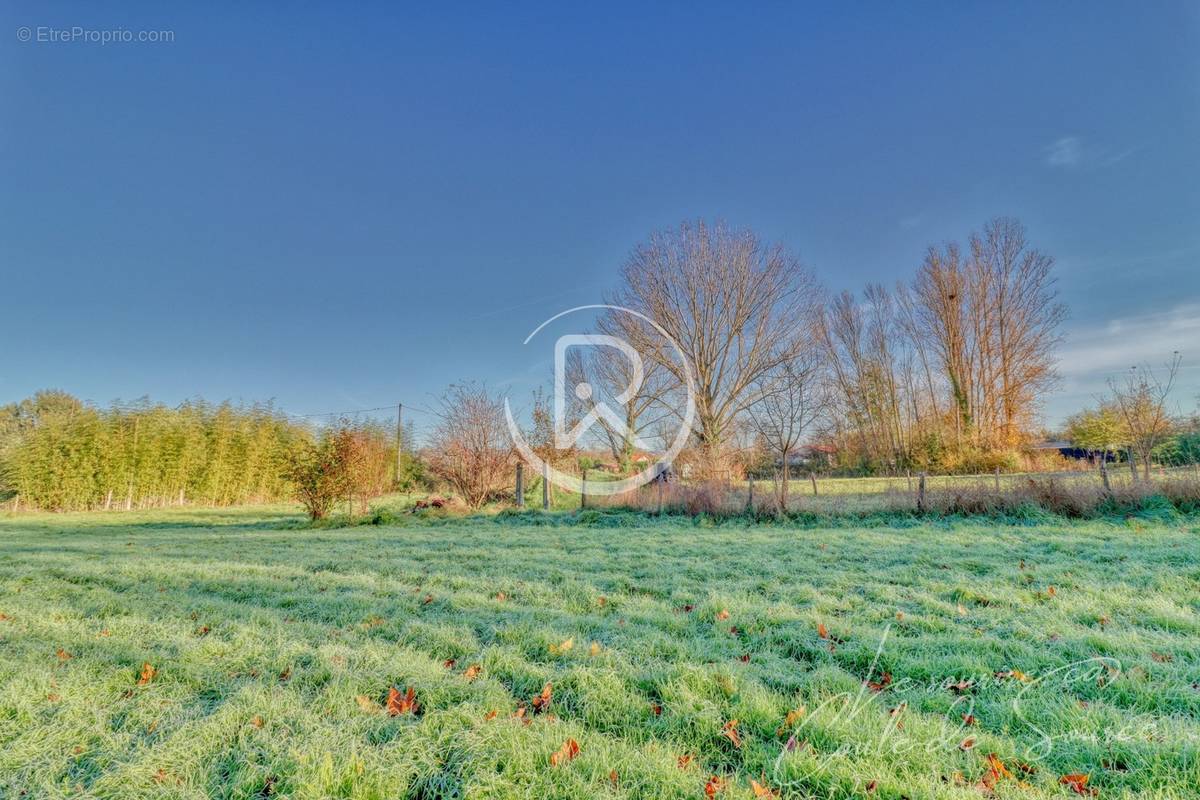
[777, 444, 837, 469]
[1027, 440, 1111, 462]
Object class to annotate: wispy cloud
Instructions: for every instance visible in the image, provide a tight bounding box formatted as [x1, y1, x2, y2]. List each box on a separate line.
[1043, 136, 1142, 170]
[1045, 136, 1083, 168]
[1057, 303, 1198, 380]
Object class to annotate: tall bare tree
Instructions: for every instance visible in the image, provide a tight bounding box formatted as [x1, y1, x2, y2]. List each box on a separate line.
[427, 383, 513, 508]
[746, 348, 826, 509]
[1108, 354, 1181, 480]
[611, 220, 822, 475]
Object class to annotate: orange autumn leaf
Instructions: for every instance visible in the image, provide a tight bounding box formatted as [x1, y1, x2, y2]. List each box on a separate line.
[588, 641, 602, 657]
[651, 702, 663, 716]
[137, 663, 156, 685]
[549, 738, 580, 766]
[495, 592, 507, 601]
[704, 775, 724, 798]
[463, 663, 482, 681]
[959, 737, 976, 751]
[677, 754, 693, 769]
[866, 671, 892, 692]
[422, 594, 434, 605]
[550, 637, 574, 655]
[751, 778, 778, 798]
[250, 715, 264, 728]
[962, 713, 978, 726]
[817, 622, 829, 639]
[56, 649, 72, 662]
[716, 609, 730, 621]
[386, 686, 418, 716]
[443, 658, 456, 669]
[721, 719, 741, 748]
[609, 769, 619, 787]
[483, 709, 498, 720]
[531, 682, 553, 713]
[0, 612, 10, 621]
[597, 596, 607, 607]
[1059, 774, 1096, 796]
[980, 753, 1013, 790]
[47, 692, 61, 702]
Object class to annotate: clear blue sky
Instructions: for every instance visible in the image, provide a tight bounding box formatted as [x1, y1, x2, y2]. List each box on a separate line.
[3, 2, 1198, 434]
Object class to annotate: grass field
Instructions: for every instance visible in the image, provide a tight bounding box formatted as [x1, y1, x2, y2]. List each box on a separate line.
[1, 507, 1197, 799]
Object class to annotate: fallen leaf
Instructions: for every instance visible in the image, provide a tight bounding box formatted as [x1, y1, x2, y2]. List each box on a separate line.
[47, 693, 61, 702]
[1047, 585, 1056, 597]
[442, 658, 456, 669]
[386, 686, 418, 716]
[1059, 773, 1096, 796]
[866, 671, 892, 692]
[194, 625, 210, 636]
[677, 755, 693, 769]
[1150, 652, 1172, 663]
[422, 594, 434, 605]
[651, 702, 663, 716]
[609, 769, 618, 787]
[948, 678, 973, 693]
[250, 715, 264, 728]
[739, 653, 751, 663]
[495, 592, 507, 602]
[817, 622, 829, 639]
[962, 713, 978, 726]
[550, 637, 574, 655]
[716, 609, 730, 621]
[866, 780, 878, 793]
[137, 663, 156, 685]
[704, 775, 724, 798]
[721, 719, 741, 748]
[531, 682, 553, 713]
[549, 738, 580, 766]
[56, 649, 72, 662]
[956, 603, 968, 616]
[278, 667, 291, 682]
[750, 778, 778, 798]
[959, 737, 976, 751]
[598, 596, 607, 607]
[463, 663, 482, 681]
[589, 641, 602, 657]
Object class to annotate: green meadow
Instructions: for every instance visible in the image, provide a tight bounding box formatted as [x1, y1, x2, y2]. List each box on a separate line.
[1, 507, 1197, 799]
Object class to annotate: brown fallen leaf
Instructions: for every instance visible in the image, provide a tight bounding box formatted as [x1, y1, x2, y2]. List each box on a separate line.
[56, 649, 72, 662]
[609, 769, 618, 787]
[716, 609, 730, 621]
[750, 778, 778, 798]
[463, 663, 482, 681]
[549, 637, 574, 655]
[549, 738, 580, 766]
[442, 658, 456, 669]
[866, 671, 892, 692]
[531, 682, 553, 713]
[721, 719, 741, 748]
[1059, 773, 1096, 796]
[483, 709, 497, 720]
[1150, 652, 1173, 663]
[137, 663, 156, 685]
[704, 775, 724, 798]
[817, 622, 829, 639]
[386, 686, 418, 716]
[962, 713, 978, 726]
[250, 715, 264, 728]
[589, 641, 602, 657]
[677, 754, 693, 769]
[959, 737, 976, 751]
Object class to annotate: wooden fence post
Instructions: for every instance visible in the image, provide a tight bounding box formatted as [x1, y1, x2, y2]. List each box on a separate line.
[657, 472, 664, 515]
[747, 477, 754, 513]
[810, 472, 818, 496]
[994, 466, 1001, 493]
[581, 469, 587, 510]
[917, 472, 927, 513]
[515, 463, 524, 508]
[1100, 458, 1112, 495]
[1128, 448, 1137, 482]
[906, 470, 912, 492]
[542, 461, 550, 510]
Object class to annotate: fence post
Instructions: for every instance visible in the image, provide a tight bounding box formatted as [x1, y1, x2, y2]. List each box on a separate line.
[542, 461, 550, 510]
[1100, 458, 1112, 495]
[581, 469, 587, 510]
[657, 472, 664, 515]
[515, 463, 524, 508]
[810, 472, 818, 496]
[747, 477, 754, 513]
[917, 472, 927, 513]
[1128, 448, 1137, 482]
[906, 470, 912, 492]
[994, 466, 1001, 493]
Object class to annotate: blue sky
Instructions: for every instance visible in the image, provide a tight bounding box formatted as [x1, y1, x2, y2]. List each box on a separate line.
[2, 2, 1198, 435]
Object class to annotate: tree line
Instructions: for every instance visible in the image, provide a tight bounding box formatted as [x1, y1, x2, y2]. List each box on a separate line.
[0, 392, 422, 512]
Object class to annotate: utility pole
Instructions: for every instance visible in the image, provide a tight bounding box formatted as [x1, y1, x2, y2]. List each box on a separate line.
[395, 403, 403, 485]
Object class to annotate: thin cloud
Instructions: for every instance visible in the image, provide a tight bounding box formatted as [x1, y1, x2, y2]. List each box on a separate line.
[1045, 136, 1082, 168]
[1043, 136, 1142, 170]
[1057, 303, 1198, 379]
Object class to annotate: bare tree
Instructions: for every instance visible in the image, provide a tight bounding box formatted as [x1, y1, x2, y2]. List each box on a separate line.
[746, 349, 826, 510]
[1108, 354, 1181, 480]
[426, 383, 513, 508]
[611, 220, 822, 476]
[569, 309, 677, 471]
